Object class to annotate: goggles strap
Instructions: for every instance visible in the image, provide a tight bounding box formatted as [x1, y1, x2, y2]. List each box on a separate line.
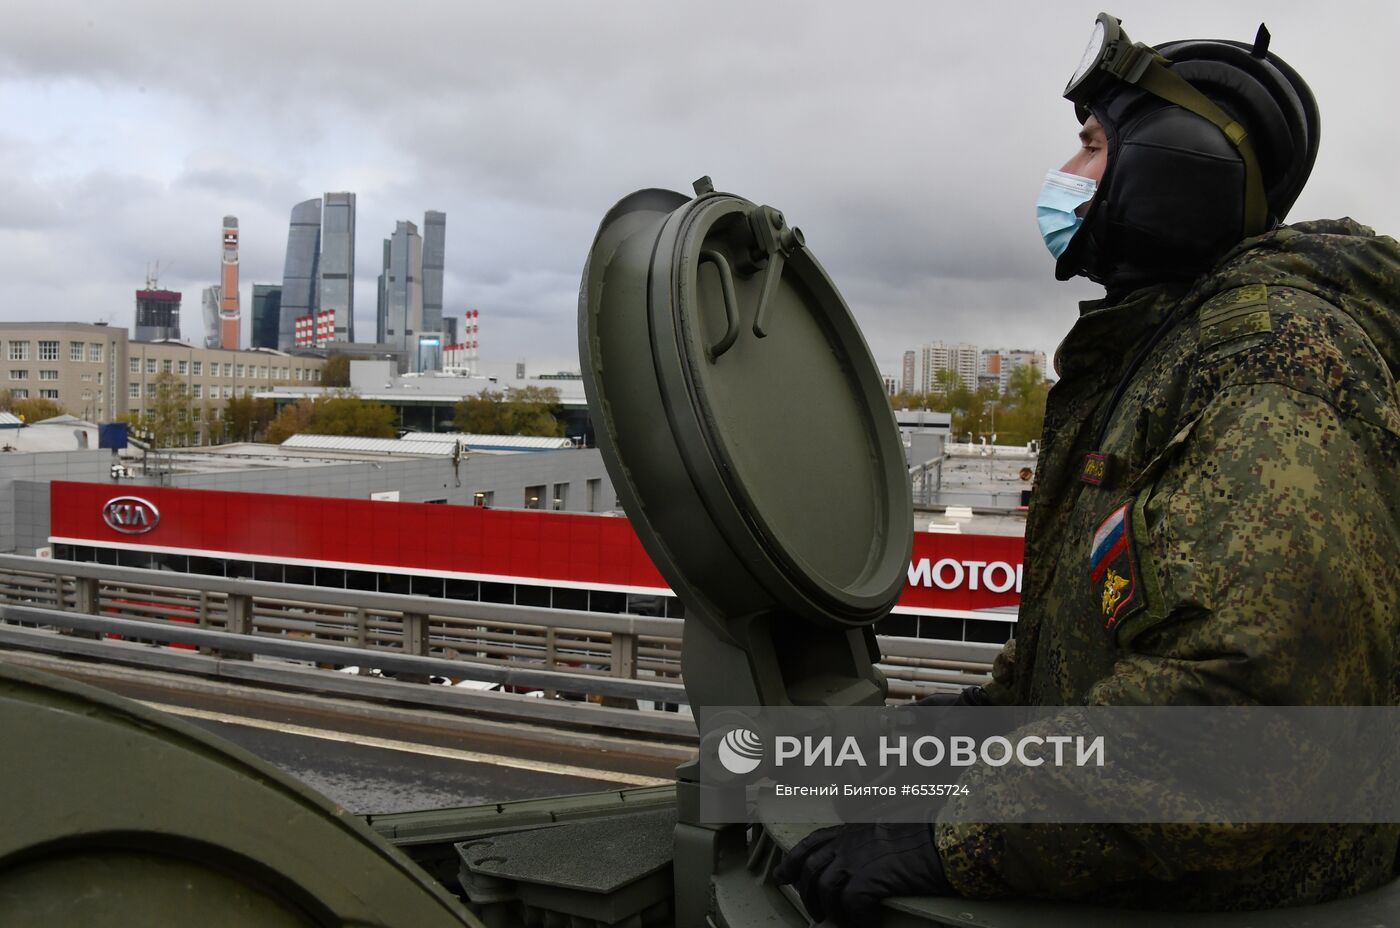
[1132, 59, 1269, 235]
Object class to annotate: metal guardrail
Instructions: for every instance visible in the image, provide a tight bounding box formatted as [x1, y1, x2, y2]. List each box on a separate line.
[0, 621, 698, 741]
[909, 455, 945, 508]
[0, 606, 688, 704]
[0, 555, 996, 711]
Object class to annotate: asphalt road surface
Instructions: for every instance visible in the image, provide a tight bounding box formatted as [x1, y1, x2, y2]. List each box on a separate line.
[184, 713, 640, 814]
[1, 650, 681, 815]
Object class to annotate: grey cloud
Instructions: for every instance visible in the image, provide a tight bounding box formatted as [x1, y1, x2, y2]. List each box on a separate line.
[0, 138, 63, 231]
[1, 1, 1396, 367]
[172, 159, 303, 208]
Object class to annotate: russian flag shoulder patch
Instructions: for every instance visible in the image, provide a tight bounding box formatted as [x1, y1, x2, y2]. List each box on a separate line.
[1090, 501, 1144, 632]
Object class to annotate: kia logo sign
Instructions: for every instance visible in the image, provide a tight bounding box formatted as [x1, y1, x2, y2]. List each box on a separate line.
[102, 496, 160, 535]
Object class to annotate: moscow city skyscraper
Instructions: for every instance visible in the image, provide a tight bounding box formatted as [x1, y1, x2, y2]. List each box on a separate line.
[279, 198, 322, 351]
[200, 285, 221, 348]
[378, 220, 424, 359]
[375, 211, 446, 371]
[320, 192, 356, 343]
[421, 210, 446, 341]
[376, 237, 389, 345]
[278, 193, 357, 350]
[251, 284, 282, 350]
[374, 211, 448, 372]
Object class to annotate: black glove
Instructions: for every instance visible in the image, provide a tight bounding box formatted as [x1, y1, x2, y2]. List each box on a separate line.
[912, 685, 993, 707]
[773, 822, 952, 926]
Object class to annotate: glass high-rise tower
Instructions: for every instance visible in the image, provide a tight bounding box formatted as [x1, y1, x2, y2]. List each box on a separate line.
[251, 284, 282, 350]
[320, 192, 356, 343]
[279, 198, 322, 350]
[421, 210, 446, 340]
[374, 212, 447, 372]
[279, 194, 358, 348]
[379, 220, 424, 361]
[200, 286, 221, 348]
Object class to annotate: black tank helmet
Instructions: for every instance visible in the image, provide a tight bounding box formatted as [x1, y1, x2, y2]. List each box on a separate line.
[1056, 13, 1320, 290]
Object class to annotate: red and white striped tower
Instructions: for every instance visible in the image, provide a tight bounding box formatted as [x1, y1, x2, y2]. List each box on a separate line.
[466, 309, 480, 374]
[443, 309, 482, 373]
[219, 216, 240, 349]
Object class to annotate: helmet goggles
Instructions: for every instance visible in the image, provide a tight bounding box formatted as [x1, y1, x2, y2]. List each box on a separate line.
[1064, 12, 1269, 236]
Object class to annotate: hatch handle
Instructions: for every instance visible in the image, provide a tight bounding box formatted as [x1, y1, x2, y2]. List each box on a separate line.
[699, 249, 741, 361]
[748, 206, 805, 339]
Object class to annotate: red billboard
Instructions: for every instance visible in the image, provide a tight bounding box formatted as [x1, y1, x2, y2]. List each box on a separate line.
[49, 482, 1023, 617]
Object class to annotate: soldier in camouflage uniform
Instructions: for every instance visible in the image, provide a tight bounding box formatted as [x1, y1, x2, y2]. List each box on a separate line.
[779, 14, 1399, 924]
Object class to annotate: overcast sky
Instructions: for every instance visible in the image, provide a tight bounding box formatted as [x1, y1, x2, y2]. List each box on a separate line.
[2, 1, 1395, 378]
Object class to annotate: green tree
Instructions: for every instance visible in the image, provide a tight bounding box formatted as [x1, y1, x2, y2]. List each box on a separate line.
[453, 386, 564, 437]
[885, 364, 1051, 446]
[951, 383, 999, 441]
[303, 394, 398, 438]
[265, 394, 398, 444]
[321, 354, 351, 388]
[263, 400, 316, 443]
[223, 394, 277, 442]
[0, 391, 67, 422]
[199, 401, 216, 444]
[993, 363, 1052, 447]
[124, 371, 194, 448]
[917, 370, 979, 437]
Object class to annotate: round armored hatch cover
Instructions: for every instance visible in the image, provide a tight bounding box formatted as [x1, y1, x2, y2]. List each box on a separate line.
[0, 662, 479, 928]
[580, 182, 911, 630]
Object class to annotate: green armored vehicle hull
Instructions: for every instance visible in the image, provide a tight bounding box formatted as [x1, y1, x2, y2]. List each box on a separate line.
[368, 783, 1400, 928]
[3, 659, 1395, 927]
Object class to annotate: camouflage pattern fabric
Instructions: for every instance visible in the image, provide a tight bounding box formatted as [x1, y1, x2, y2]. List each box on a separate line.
[935, 219, 1400, 908]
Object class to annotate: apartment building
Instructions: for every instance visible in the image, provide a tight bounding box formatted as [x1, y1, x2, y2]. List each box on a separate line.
[919, 342, 980, 395]
[126, 341, 325, 435]
[0, 322, 128, 422]
[980, 348, 1048, 393]
[1, 321, 324, 442]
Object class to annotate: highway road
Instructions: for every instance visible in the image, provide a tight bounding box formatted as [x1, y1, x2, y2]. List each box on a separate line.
[2, 649, 685, 815]
[179, 710, 640, 814]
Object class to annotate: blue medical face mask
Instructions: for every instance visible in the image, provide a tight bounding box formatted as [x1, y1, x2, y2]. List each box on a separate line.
[1036, 169, 1098, 258]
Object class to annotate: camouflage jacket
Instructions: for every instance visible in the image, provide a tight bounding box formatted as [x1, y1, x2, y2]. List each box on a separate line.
[934, 219, 1400, 908]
